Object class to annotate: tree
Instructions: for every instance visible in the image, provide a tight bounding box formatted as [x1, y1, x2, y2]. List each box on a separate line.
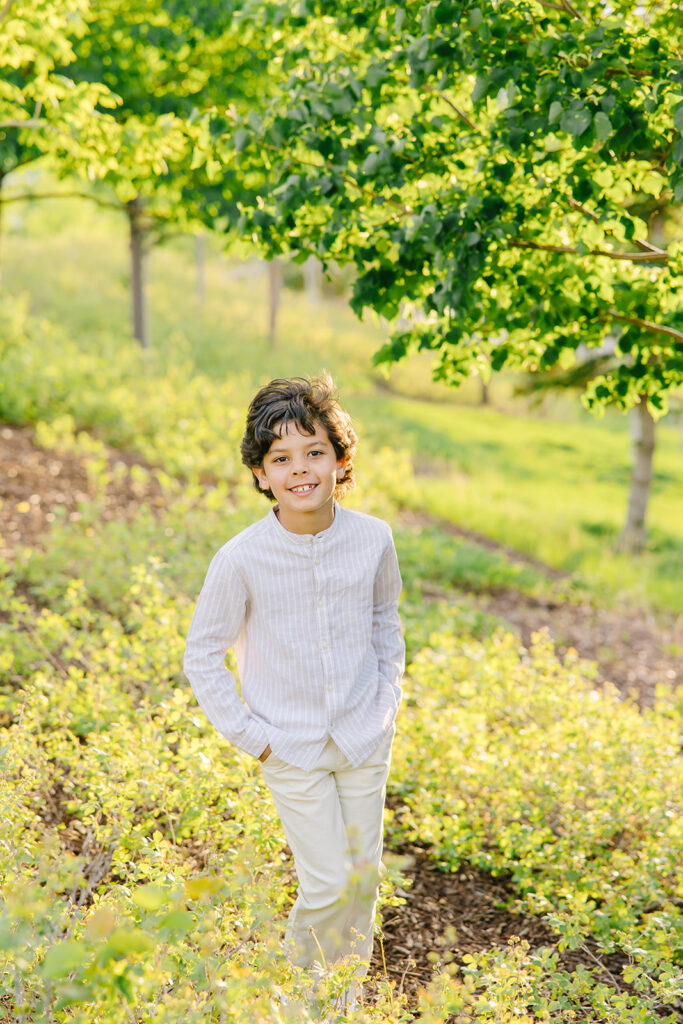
[0, 0, 119, 283]
[65, 0, 272, 347]
[213, 0, 683, 549]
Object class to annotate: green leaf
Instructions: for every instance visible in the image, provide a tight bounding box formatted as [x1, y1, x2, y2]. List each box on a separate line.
[184, 875, 226, 899]
[593, 112, 612, 141]
[548, 101, 563, 124]
[42, 941, 86, 979]
[233, 128, 249, 153]
[673, 104, 683, 134]
[100, 927, 155, 959]
[472, 76, 489, 103]
[361, 151, 383, 175]
[560, 108, 592, 137]
[131, 884, 167, 911]
[159, 909, 194, 934]
[469, 7, 483, 29]
[55, 984, 94, 1010]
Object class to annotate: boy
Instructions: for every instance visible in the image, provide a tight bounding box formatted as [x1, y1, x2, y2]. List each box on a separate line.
[183, 374, 405, 1009]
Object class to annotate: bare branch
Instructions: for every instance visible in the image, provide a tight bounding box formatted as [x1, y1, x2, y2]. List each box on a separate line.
[567, 197, 600, 223]
[0, 119, 44, 129]
[607, 311, 683, 342]
[560, 0, 587, 21]
[566, 197, 668, 258]
[510, 237, 668, 263]
[339, 171, 410, 215]
[439, 93, 477, 132]
[0, 0, 14, 25]
[1, 190, 124, 211]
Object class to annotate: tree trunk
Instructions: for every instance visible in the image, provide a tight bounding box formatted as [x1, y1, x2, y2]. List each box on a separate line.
[268, 257, 281, 349]
[620, 396, 656, 552]
[127, 195, 150, 348]
[194, 233, 206, 308]
[480, 378, 489, 405]
[0, 171, 4, 288]
[303, 255, 322, 306]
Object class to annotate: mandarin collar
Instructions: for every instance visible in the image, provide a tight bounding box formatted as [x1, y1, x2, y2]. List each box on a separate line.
[268, 500, 341, 545]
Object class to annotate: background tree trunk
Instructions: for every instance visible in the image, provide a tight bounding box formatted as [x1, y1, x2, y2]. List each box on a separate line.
[303, 255, 321, 306]
[620, 396, 656, 552]
[127, 195, 150, 348]
[194, 233, 206, 309]
[0, 171, 4, 288]
[268, 257, 281, 349]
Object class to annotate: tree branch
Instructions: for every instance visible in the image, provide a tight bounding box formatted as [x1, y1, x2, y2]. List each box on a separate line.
[0, 190, 125, 211]
[438, 92, 477, 132]
[0, 119, 44, 129]
[339, 171, 411, 215]
[0, 0, 14, 25]
[566, 197, 668, 258]
[560, 0, 587, 22]
[607, 311, 683, 342]
[510, 237, 668, 263]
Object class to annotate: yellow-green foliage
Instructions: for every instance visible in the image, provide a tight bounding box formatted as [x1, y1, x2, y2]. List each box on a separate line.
[0, 276, 681, 1021]
[0, 297, 248, 483]
[2, 551, 681, 1021]
[390, 631, 682, 1020]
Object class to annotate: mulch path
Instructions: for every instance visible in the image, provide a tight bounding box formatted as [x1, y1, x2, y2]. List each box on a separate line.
[371, 842, 631, 1008]
[476, 589, 681, 707]
[0, 422, 165, 561]
[400, 510, 681, 707]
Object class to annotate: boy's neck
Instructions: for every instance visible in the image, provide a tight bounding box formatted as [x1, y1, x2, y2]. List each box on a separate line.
[274, 498, 336, 535]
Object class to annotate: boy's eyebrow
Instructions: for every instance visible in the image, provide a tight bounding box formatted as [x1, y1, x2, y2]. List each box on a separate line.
[268, 437, 331, 454]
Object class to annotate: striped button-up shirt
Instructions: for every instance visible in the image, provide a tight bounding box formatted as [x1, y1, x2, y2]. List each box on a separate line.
[183, 502, 405, 771]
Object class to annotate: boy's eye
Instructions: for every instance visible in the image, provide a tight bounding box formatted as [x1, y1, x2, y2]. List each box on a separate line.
[273, 456, 288, 463]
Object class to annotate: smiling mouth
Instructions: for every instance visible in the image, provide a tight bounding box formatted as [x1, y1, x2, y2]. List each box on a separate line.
[289, 483, 317, 495]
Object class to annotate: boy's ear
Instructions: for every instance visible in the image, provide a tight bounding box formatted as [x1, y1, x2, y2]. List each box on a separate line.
[336, 456, 348, 479]
[252, 465, 268, 490]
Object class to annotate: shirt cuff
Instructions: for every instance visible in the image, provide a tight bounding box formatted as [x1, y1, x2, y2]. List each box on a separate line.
[236, 716, 271, 760]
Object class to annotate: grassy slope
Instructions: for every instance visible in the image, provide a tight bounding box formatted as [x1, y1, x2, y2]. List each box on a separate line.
[3, 191, 683, 613]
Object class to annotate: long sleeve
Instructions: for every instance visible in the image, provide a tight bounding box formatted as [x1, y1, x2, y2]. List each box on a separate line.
[372, 537, 405, 709]
[183, 549, 270, 759]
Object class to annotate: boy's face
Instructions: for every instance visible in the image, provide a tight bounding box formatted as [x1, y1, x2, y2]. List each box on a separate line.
[252, 419, 346, 533]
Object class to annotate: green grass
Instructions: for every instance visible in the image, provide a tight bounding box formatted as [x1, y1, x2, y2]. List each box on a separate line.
[3, 180, 683, 613]
[350, 394, 683, 611]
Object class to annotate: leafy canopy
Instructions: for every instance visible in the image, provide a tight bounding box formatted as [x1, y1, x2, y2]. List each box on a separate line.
[210, 0, 683, 413]
[0, 0, 120, 178]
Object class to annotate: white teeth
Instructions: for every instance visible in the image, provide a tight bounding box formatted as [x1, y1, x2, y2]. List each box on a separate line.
[291, 484, 315, 494]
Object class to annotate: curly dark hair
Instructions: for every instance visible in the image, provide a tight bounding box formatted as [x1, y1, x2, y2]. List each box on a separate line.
[240, 373, 358, 501]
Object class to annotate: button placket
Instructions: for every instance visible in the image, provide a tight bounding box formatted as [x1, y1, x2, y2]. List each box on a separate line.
[314, 540, 334, 719]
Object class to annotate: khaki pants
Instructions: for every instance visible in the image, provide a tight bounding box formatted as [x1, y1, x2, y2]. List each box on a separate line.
[260, 728, 394, 974]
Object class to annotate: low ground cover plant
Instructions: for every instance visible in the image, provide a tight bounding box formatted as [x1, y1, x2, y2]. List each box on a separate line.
[2, 508, 681, 1021]
[0, 294, 681, 1021]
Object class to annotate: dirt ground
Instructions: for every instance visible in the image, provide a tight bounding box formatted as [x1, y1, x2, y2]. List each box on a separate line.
[370, 841, 635, 1010]
[400, 509, 681, 708]
[0, 422, 165, 561]
[2, 421, 680, 1015]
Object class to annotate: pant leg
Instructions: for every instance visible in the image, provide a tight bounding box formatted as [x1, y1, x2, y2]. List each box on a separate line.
[260, 739, 350, 968]
[260, 730, 394, 972]
[333, 726, 395, 966]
